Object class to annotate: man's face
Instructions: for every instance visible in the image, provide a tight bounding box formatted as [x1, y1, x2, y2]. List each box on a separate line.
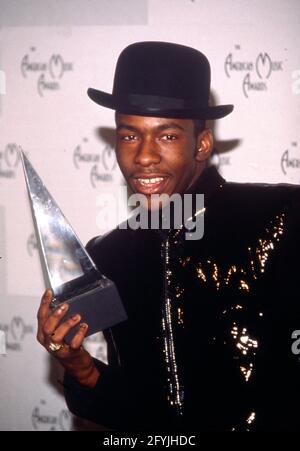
[115, 113, 211, 209]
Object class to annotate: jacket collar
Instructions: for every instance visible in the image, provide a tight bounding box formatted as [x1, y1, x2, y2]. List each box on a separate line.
[185, 165, 226, 200]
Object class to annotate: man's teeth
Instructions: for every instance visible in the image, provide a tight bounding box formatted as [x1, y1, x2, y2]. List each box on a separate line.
[137, 177, 164, 185]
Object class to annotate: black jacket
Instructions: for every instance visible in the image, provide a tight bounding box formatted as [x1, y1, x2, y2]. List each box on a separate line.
[64, 167, 300, 431]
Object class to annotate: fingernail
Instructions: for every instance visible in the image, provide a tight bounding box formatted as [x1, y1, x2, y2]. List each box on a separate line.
[80, 323, 88, 329]
[72, 314, 80, 321]
[42, 289, 52, 302]
[57, 304, 68, 314]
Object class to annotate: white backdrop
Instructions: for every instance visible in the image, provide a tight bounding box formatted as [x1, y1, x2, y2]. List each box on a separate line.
[0, 0, 299, 430]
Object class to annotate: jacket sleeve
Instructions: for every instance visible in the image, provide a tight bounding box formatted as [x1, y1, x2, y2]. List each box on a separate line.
[63, 349, 133, 429]
[63, 236, 134, 429]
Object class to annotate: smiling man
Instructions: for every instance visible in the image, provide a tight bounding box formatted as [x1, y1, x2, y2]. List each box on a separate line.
[37, 42, 300, 431]
[115, 114, 211, 200]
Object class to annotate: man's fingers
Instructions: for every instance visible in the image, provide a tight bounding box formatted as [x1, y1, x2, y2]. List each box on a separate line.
[42, 288, 53, 303]
[69, 323, 89, 350]
[37, 290, 88, 357]
[42, 303, 70, 336]
[50, 313, 82, 342]
[37, 289, 53, 344]
[37, 289, 53, 320]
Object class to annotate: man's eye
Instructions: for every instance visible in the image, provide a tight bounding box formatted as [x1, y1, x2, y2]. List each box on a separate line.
[122, 135, 137, 141]
[161, 134, 177, 141]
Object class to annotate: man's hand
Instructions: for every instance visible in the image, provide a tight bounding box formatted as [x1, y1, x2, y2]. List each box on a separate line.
[37, 289, 100, 388]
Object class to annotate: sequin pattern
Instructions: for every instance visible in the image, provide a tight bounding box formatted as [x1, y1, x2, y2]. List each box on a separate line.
[161, 237, 184, 415]
[161, 209, 286, 428]
[194, 213, 285, 291]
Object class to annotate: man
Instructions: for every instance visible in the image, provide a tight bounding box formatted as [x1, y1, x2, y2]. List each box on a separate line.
[37, 42, 300, 431]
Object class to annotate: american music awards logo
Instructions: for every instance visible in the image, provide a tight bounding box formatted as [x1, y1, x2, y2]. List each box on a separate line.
[32, 399, 72, 431]
[0, 143, 20, 179]
[21, 47, 73, 97]
[73, 137, 117, 188]
[280, 142, 300, 176]
[224, 46, 283, 98]
[0, 317, 34, 351]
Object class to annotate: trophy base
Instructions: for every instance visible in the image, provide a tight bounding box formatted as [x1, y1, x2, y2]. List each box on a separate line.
[59, 282, 127, 344]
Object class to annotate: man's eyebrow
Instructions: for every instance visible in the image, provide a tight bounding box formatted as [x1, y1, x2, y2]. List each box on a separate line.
[116, 123, 139, 132]
[156, 122, 185, 132]
[116, 122, 185, 132]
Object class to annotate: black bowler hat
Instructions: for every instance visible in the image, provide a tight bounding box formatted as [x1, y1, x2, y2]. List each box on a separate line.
[87, 41, 233, 120]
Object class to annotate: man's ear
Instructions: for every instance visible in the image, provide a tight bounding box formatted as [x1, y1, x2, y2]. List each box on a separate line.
[195, 128, 213, 162]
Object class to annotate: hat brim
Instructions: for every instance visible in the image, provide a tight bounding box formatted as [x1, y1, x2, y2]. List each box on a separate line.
[87, 88, 233, 120]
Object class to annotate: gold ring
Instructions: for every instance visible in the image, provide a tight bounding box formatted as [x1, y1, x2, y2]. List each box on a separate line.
[48, 341, 64, 352]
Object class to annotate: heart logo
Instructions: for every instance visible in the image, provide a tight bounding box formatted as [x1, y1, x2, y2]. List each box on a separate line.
[4, 143, 19, 168]
[256, 53, 272, 79]
[10, 317, 25, 341]
[102, 145, 117, 171]
[27, 232, 38, 256]
[49, 54, 64, 79]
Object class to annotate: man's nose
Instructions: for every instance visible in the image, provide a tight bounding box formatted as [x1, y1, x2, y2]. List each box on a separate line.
[134, 138, 161, 167]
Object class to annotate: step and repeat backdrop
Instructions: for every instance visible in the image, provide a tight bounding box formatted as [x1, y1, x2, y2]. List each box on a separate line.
[0, 0, 299, 430]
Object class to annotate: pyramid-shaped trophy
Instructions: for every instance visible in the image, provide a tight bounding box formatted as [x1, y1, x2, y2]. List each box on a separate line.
[20, 149, 127, 342]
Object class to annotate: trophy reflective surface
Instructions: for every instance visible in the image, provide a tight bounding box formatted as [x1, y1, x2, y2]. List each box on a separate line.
[20, 150, 127, 342]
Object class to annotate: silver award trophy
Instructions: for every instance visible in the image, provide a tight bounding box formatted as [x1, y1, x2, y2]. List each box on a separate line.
[20, 150, 127, 342]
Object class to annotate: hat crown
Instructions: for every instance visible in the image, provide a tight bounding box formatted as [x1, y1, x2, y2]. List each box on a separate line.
[87, 40, 233, 119]
[112, 41, 211, 106]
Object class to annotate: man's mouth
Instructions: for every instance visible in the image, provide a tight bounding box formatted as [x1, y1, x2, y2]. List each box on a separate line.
[131, 175, 169, 195]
